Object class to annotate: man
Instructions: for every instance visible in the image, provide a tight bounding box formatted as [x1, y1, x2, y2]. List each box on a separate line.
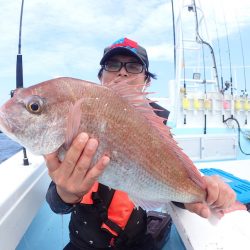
[45, 38, 236, 250]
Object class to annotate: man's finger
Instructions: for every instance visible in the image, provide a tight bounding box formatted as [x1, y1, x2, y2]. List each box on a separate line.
[44, 152, 60, 173]
[80, 156, 110, 191]
[204, 176, 220, 206]
[213, 184, 236, 210]
[205, 175, 236, 209]
[60, 133, 89, 177]
[185, 202, 211, 218]
[71, 138, 99, 183]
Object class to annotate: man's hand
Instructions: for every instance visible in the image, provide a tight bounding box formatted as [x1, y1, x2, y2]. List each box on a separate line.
[44, 132, 110, 204]
[184, 175, 236, 218]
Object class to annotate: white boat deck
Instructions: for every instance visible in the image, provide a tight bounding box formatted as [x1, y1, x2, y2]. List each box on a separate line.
[0, 151, 50, 250]
[0, 151, 250, 250]
[167, 160, 250, 250]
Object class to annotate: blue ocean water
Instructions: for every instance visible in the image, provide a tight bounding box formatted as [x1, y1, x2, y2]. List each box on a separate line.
[0, 133, 22, 164]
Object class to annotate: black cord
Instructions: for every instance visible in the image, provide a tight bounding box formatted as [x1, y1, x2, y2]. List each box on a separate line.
[223, 117, 250, 155]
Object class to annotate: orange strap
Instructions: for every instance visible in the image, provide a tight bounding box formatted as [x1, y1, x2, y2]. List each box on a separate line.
[80, 182, 99, 204]
[80, 182, 135, 236]
[101, 190, 134, 236]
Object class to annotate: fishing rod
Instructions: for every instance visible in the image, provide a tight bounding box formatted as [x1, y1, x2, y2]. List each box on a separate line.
[181, 22, 188, 125]
[16, 0, 24, 89]
[236, 21, 247, 95]
[13, 0, 29, 165]
[193, 2, 208, 132]
[192, 0, 220, 93]
[192, 0, 212, 134]
[211, 5, 229, 123]
[171, 0, 176, 79]
[201, 42, 207, 134]
[235, 14, 248, 124]
[237, 26, 248, 96]
[223, 16, 233, 93]
[220, 8, 249, 155]
[212, 8, 224, 92]
[221, 8, 235, 122]
[172, 0, 189, 125]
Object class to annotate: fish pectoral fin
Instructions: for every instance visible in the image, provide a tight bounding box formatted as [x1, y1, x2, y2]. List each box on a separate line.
[129, 194, 167, 211]
[65, 99, 84, 150]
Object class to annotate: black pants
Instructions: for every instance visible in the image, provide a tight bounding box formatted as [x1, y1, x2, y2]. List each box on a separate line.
[63, 234, 157, 250]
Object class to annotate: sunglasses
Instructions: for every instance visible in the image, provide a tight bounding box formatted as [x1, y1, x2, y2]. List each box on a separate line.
[103, 61, 144, 74]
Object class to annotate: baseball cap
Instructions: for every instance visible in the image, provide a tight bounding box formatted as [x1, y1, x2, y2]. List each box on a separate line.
[100, 37, 149, 68]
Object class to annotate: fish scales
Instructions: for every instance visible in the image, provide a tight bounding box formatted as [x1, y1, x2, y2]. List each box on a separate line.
[63, 78, 206, 204]
[0, 77, 206, 208]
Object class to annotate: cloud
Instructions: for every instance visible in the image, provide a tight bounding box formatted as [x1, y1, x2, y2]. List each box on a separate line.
[199, 0, 250, 40]
[147, 43, 173, 61]
[1, 0, 249, 65]
[0, 0, 250, 105]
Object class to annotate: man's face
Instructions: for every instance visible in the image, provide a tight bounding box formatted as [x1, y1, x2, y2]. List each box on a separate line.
[100, 55, 147, 91]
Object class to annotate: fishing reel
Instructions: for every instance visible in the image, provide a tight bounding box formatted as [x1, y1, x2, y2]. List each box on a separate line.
[240, 89, 248, 98]
[10, 89, 15, 98]
[220, 81, 231, 94]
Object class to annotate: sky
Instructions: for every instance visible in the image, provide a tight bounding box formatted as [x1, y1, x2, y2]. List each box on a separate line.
[0, 0, 250, 106]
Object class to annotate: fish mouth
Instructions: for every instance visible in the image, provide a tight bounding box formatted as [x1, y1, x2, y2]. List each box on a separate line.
[0, 109, 21, 143]
[0, 110, 13, 134]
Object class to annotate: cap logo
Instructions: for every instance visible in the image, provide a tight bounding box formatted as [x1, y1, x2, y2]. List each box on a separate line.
[110, 38, 138, 53]
[100, 37, 149, 68]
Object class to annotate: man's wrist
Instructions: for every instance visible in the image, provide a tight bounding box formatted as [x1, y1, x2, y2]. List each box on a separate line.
[56, 186, 83, 204]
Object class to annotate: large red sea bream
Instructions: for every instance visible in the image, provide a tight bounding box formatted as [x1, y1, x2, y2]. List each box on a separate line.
[0, 77, 207, 209]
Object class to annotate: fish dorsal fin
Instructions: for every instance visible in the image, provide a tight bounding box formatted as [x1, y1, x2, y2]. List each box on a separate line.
[64, 98, 84, 150]
[105, 78, 206, 190]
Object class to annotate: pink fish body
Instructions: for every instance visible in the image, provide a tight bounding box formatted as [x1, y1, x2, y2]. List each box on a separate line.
[0, 77, 206, 208]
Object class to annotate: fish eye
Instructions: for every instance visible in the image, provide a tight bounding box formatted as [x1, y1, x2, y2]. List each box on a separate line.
[25, 96, 44, 114]
[29, 103, 40, 111]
